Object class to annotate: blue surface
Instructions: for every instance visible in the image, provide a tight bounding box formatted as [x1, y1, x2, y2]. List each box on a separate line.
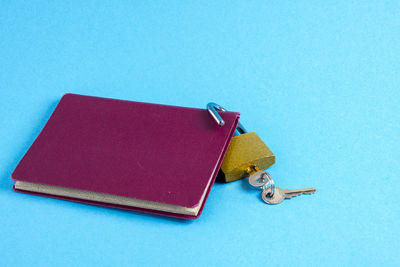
[1, 1, 399, 266]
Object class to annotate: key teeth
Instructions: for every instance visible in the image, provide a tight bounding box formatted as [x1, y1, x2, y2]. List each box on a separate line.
[283, 189, 316, 199]
[284, 193, 302, 199]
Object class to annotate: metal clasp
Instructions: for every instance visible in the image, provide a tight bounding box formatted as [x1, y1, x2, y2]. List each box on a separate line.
[206, 102, 247, 134]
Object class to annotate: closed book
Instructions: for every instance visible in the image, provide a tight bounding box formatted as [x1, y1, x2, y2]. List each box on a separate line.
[12, 94, 239, 219]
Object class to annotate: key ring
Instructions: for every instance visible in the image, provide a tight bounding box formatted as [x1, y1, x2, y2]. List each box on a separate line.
[248, 170, 275, 197]
[261, 171, 275, 197]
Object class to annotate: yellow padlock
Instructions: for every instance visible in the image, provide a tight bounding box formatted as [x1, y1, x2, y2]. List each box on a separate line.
[207, 103, 275, 183]
[208, 103, 316, 204]
[220, 132, 275, 182]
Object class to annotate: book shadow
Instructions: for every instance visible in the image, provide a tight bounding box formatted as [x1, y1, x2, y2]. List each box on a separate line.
[70, 200, 195, 224]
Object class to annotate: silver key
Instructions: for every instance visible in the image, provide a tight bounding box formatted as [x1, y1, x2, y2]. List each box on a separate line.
[262, 187, 316, 204]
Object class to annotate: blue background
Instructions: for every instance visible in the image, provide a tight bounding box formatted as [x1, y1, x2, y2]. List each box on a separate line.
[1, 1, 399, 266]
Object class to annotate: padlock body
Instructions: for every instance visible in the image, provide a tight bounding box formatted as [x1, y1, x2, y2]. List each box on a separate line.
[219, 132, 275, 182]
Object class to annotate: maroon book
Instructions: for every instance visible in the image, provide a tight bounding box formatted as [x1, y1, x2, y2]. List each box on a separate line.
[11, 94, 239, 219]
